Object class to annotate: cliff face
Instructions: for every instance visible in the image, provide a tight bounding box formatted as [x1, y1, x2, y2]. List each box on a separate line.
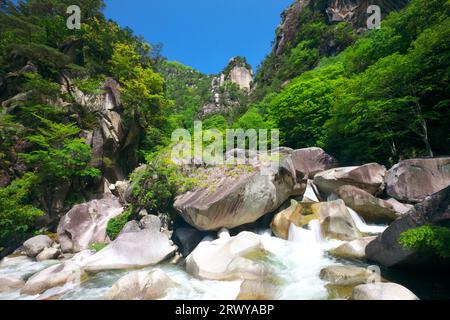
[273, 0, 408, 56]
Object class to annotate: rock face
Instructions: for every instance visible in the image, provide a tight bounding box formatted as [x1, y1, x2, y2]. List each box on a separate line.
[23, 235, 53, 258]
[57, 196, 124, 253]
[337, 185, 399, 223]
[291, 148, 338, 180]
[104, 269, 177, 300]
[227, 65, 252, 91]
[174, 150, 296, 231]
[186, 232, 267, 281]
[271, 199, 361, 241]
[314, 163, 387, 196]
[350, 282, 419, 300]
[329, 237, 376, 260]
[81, 229, 176, 271]
[385, 158, 450, 203]
[366, 186, 450, 268]
[0, 275, 25, 293]
[320, 266, 373, 286]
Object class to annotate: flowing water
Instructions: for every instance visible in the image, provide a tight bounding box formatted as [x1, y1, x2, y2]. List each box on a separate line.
[0, 210, 390, 301]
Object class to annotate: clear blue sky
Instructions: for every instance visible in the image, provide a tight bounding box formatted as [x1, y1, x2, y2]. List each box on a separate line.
[103, 0, 293, 75]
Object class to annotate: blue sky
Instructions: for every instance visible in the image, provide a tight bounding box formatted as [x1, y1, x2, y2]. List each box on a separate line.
[104, 0, 293, 75]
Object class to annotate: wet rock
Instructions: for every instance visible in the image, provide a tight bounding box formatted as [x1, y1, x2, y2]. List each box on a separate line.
[81, 229, 176, 272]
[186, 231, 267, 281]
[329, 237, 377, 260]
[173, 227, 206, 257]
[36, 247, 60, 262]
[104, 269, 178, 300]
[320, 266, 373, 286]
[236, 279, 277, 300]
[350, 282, 419, 300]
[337, 185, 399, 223]
[0, 275, 25, 293]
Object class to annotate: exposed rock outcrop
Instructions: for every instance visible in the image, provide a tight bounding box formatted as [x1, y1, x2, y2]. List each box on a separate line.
[291, 147, 338, 180]
[174, 150, 296, 231]
[385, 158, 450, 203]
[57, 196, 124, 253]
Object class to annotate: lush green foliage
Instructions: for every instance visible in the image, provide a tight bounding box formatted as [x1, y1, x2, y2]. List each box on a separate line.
[106, 206, 133, 240]
[400, 225, 450, 258]
[0, 173, 43, 248]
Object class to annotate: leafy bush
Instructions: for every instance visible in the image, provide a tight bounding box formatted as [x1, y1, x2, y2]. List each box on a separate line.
[399, 225, 450, 258]
[106, 207, 133, 240]
[0, 173, 43, 248]
[89, 242, 108, 252]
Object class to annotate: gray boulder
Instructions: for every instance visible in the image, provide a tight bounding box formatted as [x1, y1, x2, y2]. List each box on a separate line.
[350, 282, 419, 300]
[104, 269, 178, 300]
[36, 247, 60, 262]
[23, 235, 53, 258]
[319, 266, 374, 286]
[314, 163, 387, 196]
[174, 150, 296, 231]
[385, 158, 450, 203]
[291, 147, 338, 180]
[366, 186, 450, 268]
[81, 229, 176, 272]
[337, 185, 399, 223]
[0, 275, 25, 293]
[57, 196, 124, 253]
[329, 237, 377, 260]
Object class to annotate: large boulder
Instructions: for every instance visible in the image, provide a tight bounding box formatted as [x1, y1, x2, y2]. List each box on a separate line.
[81, 229, 176, 272]
[350, 282, 419, 300]
[314, 163, 386, 196]
[23, 235, 53, 258]
[291, 148, 338, 180]
[271, 199, 361, 241]
[36, 247, 60, 262]
[366, 186, 450, 268]
[329, 237, 376, 260]
[236, 279, 277, 300]
[186, 231, 267, 281]
[104, 269, 178, 300]
[57, 196, 124, 253]
[337, 185, 399, 223]
[385, 158, 450, 203]
[174, 150, 296, 231]
[0, 275, 25, 293]
[20, 251, 92, 296]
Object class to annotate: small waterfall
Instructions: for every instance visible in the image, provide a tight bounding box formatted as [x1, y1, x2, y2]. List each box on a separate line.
[308, 220, 323, 243]
[327, 193, 339, 201]
[347, 207, 387, 234]
[288, 220, 323, 245]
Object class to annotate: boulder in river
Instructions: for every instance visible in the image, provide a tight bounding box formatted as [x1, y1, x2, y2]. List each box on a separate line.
[81, 229, 176, 272]
[36, 247, 60, 262]
[0, 275, 25, 293]
[385, 158, 450, 203]
[174, 149, 296, 231]
[23, 235, 53, 258]
[186, 231, 267, 281]
[236, 279, 277, 300]
[104, 269, 178, 300]
[350, 282, 419, 300]
[314, 163, 386, 196]
[329, 237, 377, 260]
[337, 185, 399, 223]
[319, 266, 374, 286]
[57, 196, 124, 253]
[366, 185, 450, 268]
[291, 147, 338, 180]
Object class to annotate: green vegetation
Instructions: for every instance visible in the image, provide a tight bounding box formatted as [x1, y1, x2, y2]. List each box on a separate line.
[89, 242, 107, 252]
[106, 206, 133, 240]
[400, 225, 450, 258]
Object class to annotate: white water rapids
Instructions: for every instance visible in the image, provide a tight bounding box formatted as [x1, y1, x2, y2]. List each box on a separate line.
[0, 211, 387, 300]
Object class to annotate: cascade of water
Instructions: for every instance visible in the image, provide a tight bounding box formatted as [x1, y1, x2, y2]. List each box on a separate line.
[308, 219, 323, 243]
[347, 207, 387, 234]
